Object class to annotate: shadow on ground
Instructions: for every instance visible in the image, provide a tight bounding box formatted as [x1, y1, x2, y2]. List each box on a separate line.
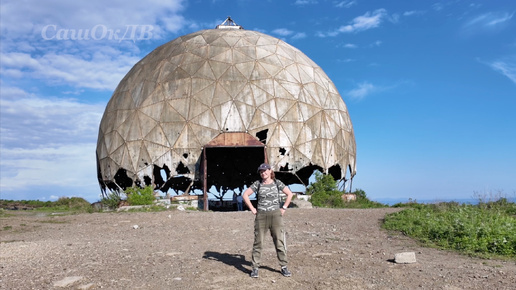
[202, 251, 279, 275]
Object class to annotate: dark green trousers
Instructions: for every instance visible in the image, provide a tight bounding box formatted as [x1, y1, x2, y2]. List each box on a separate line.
[252, 210, 288, 268]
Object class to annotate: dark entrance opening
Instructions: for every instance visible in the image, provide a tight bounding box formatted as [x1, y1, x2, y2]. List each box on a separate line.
[205, 146, 265, 193]
[203, 147, 264, 211]
[200, 132, 266, 211]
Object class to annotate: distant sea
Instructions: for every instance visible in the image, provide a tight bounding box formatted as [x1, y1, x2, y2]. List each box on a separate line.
[373, 197, 516, 206]
[215, 196, 515, 206]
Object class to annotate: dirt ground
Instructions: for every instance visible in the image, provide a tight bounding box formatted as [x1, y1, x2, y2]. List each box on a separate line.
[1, 207, 515, 290]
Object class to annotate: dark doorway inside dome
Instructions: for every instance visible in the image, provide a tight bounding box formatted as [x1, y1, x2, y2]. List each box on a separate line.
[200, 133, 267, 210]
[204, 146, 265, 193]
[203, 146, 265, 211]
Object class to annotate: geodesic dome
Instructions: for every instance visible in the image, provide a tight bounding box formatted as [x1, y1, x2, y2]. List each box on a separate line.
[96, 20, 356, 195]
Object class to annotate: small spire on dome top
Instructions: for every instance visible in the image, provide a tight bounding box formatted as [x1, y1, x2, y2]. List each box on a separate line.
[216, 16, 243, 29]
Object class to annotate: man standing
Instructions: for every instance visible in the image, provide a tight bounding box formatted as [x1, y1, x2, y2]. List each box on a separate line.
[237, 194, 244, 211]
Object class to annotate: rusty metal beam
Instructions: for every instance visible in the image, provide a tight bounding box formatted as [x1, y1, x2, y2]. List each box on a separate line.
[203, 148, 208, 211]
[205, 132, 264, 147]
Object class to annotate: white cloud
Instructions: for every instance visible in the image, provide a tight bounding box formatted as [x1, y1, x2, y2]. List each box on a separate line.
[0, 143, 98, 191]
[335, 1, 356, 9]
[1, 51, 140, 90]
[0, 1, 188, 91]
[272, 28, 294, 36]
[489, 59, 516, 85]
[370, 40, 382, 47]
[292, 32, 307, 40]
[432, 3, 444, 12]
[0, 0, 185, 37]
[342, 9, 387, 32]
[0, 85, 27, 99]
[346, 82, 377, 100]
[403, 10, 425, 16]
[0, 89, 105, 149]
[295, 0, 318, 5]
[466, 12, 513, 28]
[0, 1, 186, 92]
[346, 80, 409, 100]
[462, 12, 514, 35]
[317, 9, 387, 37]
[271, 29, 306, 41]
[390, 13, 400, 23]
[0, 89, 105, 198]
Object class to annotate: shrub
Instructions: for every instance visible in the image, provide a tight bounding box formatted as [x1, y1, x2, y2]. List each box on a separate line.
[126, 186, 155, 206]
[305, 172, 386, 209]
[54, 197, 91, 210]
[100, 191, 124, 209]
[345, 188, 387, 209]
[392, 198, 425, 209]
[354, 189, 367, 199]
[306, 172, 344, 208]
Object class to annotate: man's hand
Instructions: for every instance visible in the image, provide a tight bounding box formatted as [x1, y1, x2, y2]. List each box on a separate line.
[251, 207, 257, 215]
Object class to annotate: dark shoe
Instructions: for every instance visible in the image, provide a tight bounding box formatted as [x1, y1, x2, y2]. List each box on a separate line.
[250, 268, 259, 278]
[281, 266, 291, 277]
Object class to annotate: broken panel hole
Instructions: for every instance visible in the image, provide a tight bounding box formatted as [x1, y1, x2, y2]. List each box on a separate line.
[161, 176, 192, 193]
[153, 165, 170, 189]
[143, 175, 152, 186]
[344, 164, 353, 192]
[279, 163, 291, 172]
[328, 164, 342, 181]
[279, 147, 286, 155]
[183, 153, 188, 159]
[295, 164, 323, 186]
[256, 129, 268, 144]
[114, 168, 133, 190]
[103, 180, 120, 194]
[176, 161, 190, 174]
[162, 165, 171, 177]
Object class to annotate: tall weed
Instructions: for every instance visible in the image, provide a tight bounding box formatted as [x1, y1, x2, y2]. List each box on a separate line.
[126, 186, 155, 206]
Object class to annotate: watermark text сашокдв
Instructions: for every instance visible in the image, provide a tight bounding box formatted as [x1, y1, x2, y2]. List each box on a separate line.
[41, 24, 154, 42]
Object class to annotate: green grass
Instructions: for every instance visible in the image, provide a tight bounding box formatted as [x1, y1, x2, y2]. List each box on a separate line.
[383, 200, 516, 259]
[0, 199, 53, 208]
[1, 196, 190, 216]
[0, 197, 95, 214]
[0, 209, 14, 218]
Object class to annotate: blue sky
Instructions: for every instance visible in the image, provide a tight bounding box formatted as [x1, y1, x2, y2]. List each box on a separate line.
[1, 0, 515, 204]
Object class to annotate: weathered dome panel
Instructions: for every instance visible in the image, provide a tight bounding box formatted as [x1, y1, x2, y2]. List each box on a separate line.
[97, 28, 357, 193]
